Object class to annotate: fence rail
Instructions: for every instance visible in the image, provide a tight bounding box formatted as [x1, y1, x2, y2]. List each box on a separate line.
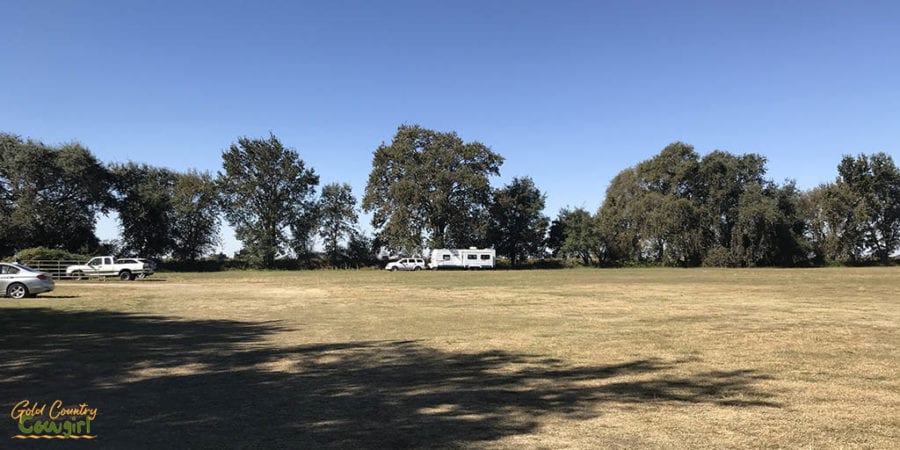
[19, 260, 83, 280]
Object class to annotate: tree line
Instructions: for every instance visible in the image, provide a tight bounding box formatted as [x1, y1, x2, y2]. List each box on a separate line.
[1, 128, 897, 268]
[0, 132, 373, 268]
[555, 143, 899, 267]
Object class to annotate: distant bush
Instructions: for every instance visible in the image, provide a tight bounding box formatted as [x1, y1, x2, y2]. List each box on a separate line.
[156, 255, 334, 272]
[13, 247, 90, 262]
[495, 258, 576, 270]
[157, 258, 251, 272]
[701, 246, 736, 268]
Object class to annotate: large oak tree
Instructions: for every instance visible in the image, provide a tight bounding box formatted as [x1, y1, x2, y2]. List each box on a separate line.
[171, 170, 221, 260]
[0, 133, 112, 255]
[219, 134, 319, 268]
[363, 125, 503, 253]
[110, 162, 177, 258]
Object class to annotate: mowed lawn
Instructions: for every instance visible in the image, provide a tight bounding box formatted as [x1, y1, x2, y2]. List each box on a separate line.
[1, 268, 897, 448]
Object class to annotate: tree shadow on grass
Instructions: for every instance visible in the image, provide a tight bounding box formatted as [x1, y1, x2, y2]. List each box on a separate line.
[0, 309, 779, 449]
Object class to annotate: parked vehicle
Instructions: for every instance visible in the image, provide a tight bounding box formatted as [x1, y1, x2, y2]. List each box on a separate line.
[65, 256, 150, 281]
[1, 263, 55, 299]
[430, 248, 496, 269]
[118, 258, 155, 278]
[385, 258, 427, 271]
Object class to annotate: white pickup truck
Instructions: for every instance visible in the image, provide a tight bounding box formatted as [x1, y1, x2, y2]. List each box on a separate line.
[66, 256, 150, 281]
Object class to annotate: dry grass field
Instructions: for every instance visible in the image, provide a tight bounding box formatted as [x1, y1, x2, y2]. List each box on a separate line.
[1, 268, 898, 448]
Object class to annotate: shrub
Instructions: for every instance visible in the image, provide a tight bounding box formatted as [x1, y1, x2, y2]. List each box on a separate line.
[702, 246, 736, 268]
[13, 246, 90, 262]
[495, 257, 575, 270]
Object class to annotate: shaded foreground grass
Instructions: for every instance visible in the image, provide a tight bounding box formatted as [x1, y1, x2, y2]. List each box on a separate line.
[1, 268, 897, 448]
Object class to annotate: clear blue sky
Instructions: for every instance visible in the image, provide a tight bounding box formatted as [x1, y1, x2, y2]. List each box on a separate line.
[3, 0, 898, 255]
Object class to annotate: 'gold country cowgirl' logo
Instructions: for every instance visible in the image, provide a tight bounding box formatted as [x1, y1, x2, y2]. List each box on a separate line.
[10, 400, 98, 440]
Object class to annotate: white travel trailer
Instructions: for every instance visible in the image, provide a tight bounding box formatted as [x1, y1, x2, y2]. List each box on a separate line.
[429, 248, 496, 270]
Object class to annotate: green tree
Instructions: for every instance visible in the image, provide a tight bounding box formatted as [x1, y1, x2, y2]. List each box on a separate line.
[635, 142, 699, 198]
[803, 183, 864, 262]
[363, 125, 503, 253]
[658, 196, 706, 266]
[631, 143, 704, 265]
[558, 207, 600, 266]
[597, 143, 786, 267]
[835, 153, 900, 262]
[730, 182, 809, 267]
[487, 177, 549, 265]
[111, 163, 177, 258]
[346, 231, 378, 268]
[596, 168, 643, 264]
[289, 203, 320, 265]
[696, 150, 768, 251]
[545, 215, 567, 257]
[0, 133, 112, 253]
[596, 144, 704, 266]
[171, 170, 221, 260]
[318, 183, 359, 266]
[219, 134, 320, 268]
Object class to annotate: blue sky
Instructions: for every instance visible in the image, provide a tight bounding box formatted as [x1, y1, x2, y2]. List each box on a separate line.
[3, 0, 898, 255]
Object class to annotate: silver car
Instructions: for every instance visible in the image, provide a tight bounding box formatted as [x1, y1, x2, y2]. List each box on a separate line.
[1, 263, 55, 299]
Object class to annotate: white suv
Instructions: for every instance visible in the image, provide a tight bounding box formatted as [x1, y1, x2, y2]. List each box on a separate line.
[385, 258, 427, 271]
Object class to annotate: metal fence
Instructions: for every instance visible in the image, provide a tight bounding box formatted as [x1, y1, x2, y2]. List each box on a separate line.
[19, 260, 83, 280]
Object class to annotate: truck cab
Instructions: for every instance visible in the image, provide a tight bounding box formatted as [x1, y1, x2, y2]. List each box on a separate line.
[85, 256, 115, 276]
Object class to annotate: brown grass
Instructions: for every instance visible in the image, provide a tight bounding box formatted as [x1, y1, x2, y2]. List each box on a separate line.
[1, 268, 898, 448]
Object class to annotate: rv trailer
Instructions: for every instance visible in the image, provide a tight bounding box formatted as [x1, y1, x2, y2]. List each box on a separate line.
[430, 248, 496, 270]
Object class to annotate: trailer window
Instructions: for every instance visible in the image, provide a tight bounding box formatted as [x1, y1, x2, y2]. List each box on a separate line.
[467, 254, 477, 260]
[442, 255, 451, 261]
[480, 254, 491, 260]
